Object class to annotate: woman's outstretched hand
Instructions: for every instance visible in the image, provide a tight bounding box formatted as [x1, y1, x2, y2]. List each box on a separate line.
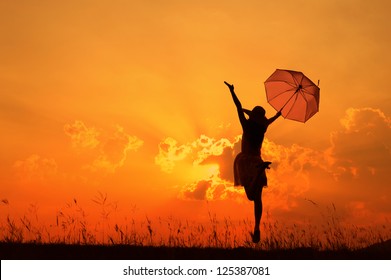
[224, 81, 234, 91]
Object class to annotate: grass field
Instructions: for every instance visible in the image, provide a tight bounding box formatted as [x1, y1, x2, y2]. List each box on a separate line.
[1, 198, 391, 259]
[1, 240, 391, 260]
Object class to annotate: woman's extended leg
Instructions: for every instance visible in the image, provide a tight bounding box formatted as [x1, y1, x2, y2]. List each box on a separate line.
[252, 187, 263, 243]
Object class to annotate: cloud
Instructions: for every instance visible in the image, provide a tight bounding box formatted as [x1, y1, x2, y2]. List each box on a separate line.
[182, 180, 210, 200]
[64, 121, 143, 173]
[199, 137, 241, 182]
[260, 139, 327, 211]
[155, 134, 245, 201]
[328, 107, 391, 180]
[155, 137, 192, 173]
[155, 134, 237, 173]
[179, 174, 245, 202]
[14, 154, 58, 182]
[340, 107, 391, 133]
[64, 120, 99, 150]
[156, 133, 319, 206]
[88, 125, 143, 173]
[193, 135, 238, 165]
[322, 107, 391, 221]
[262, 108, 390, 215]
[155, 132, 318, 204]
[157, 107, 391, 223]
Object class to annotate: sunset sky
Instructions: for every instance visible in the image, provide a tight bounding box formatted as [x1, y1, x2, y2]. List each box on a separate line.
[1, 0, 390, 231]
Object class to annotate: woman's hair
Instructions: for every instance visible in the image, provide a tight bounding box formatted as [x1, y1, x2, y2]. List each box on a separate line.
[250, 106, 266, 119]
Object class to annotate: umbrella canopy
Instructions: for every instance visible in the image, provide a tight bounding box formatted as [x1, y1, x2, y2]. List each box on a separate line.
[264, 69, 320, 123]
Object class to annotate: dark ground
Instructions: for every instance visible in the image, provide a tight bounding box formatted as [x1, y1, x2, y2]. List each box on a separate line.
[1, 240, 391, 260]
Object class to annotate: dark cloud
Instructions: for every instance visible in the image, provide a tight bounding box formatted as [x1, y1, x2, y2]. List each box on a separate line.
[182, 180, 211, 200]
[328, 107, 391, 179]
[180, 175, 244, 202]
[199, 138, 241, 182]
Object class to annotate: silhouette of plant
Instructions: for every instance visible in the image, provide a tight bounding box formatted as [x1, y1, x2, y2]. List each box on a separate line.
[1, 197, 391, 251]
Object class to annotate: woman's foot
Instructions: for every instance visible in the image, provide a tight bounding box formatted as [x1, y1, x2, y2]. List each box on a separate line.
[251, 229, 260, 243]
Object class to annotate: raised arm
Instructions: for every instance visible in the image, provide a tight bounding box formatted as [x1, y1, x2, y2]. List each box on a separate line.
[224, 81, 247, 127]
[267, 111, 282, 125]
[243, 108, 252, 116]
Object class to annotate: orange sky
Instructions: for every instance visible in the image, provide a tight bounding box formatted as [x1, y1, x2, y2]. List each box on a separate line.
[1, 0, 391, 232]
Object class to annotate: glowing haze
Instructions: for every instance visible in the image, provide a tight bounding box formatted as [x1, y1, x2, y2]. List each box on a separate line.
[1, 0, 390, 229]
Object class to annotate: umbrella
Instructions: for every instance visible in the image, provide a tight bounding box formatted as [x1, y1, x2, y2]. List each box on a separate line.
[264, 69, 320, 123]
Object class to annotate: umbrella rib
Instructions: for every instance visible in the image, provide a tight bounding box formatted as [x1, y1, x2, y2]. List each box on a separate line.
[290, 73, 301, 87]
[301, 85, 319, 97]
[266, 79, 297, 87]
[285, 91, 300, 117]
[265, 79, 297, 102]
[303, 91, 318, 121]
[301, 91, 310, 121]
[267, 88, 295, 102]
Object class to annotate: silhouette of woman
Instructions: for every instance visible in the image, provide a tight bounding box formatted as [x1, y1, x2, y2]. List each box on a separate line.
[224, 81, 281, 243]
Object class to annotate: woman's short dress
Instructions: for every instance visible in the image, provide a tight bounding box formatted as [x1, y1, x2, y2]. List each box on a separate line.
[234, 152, 267, 200]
